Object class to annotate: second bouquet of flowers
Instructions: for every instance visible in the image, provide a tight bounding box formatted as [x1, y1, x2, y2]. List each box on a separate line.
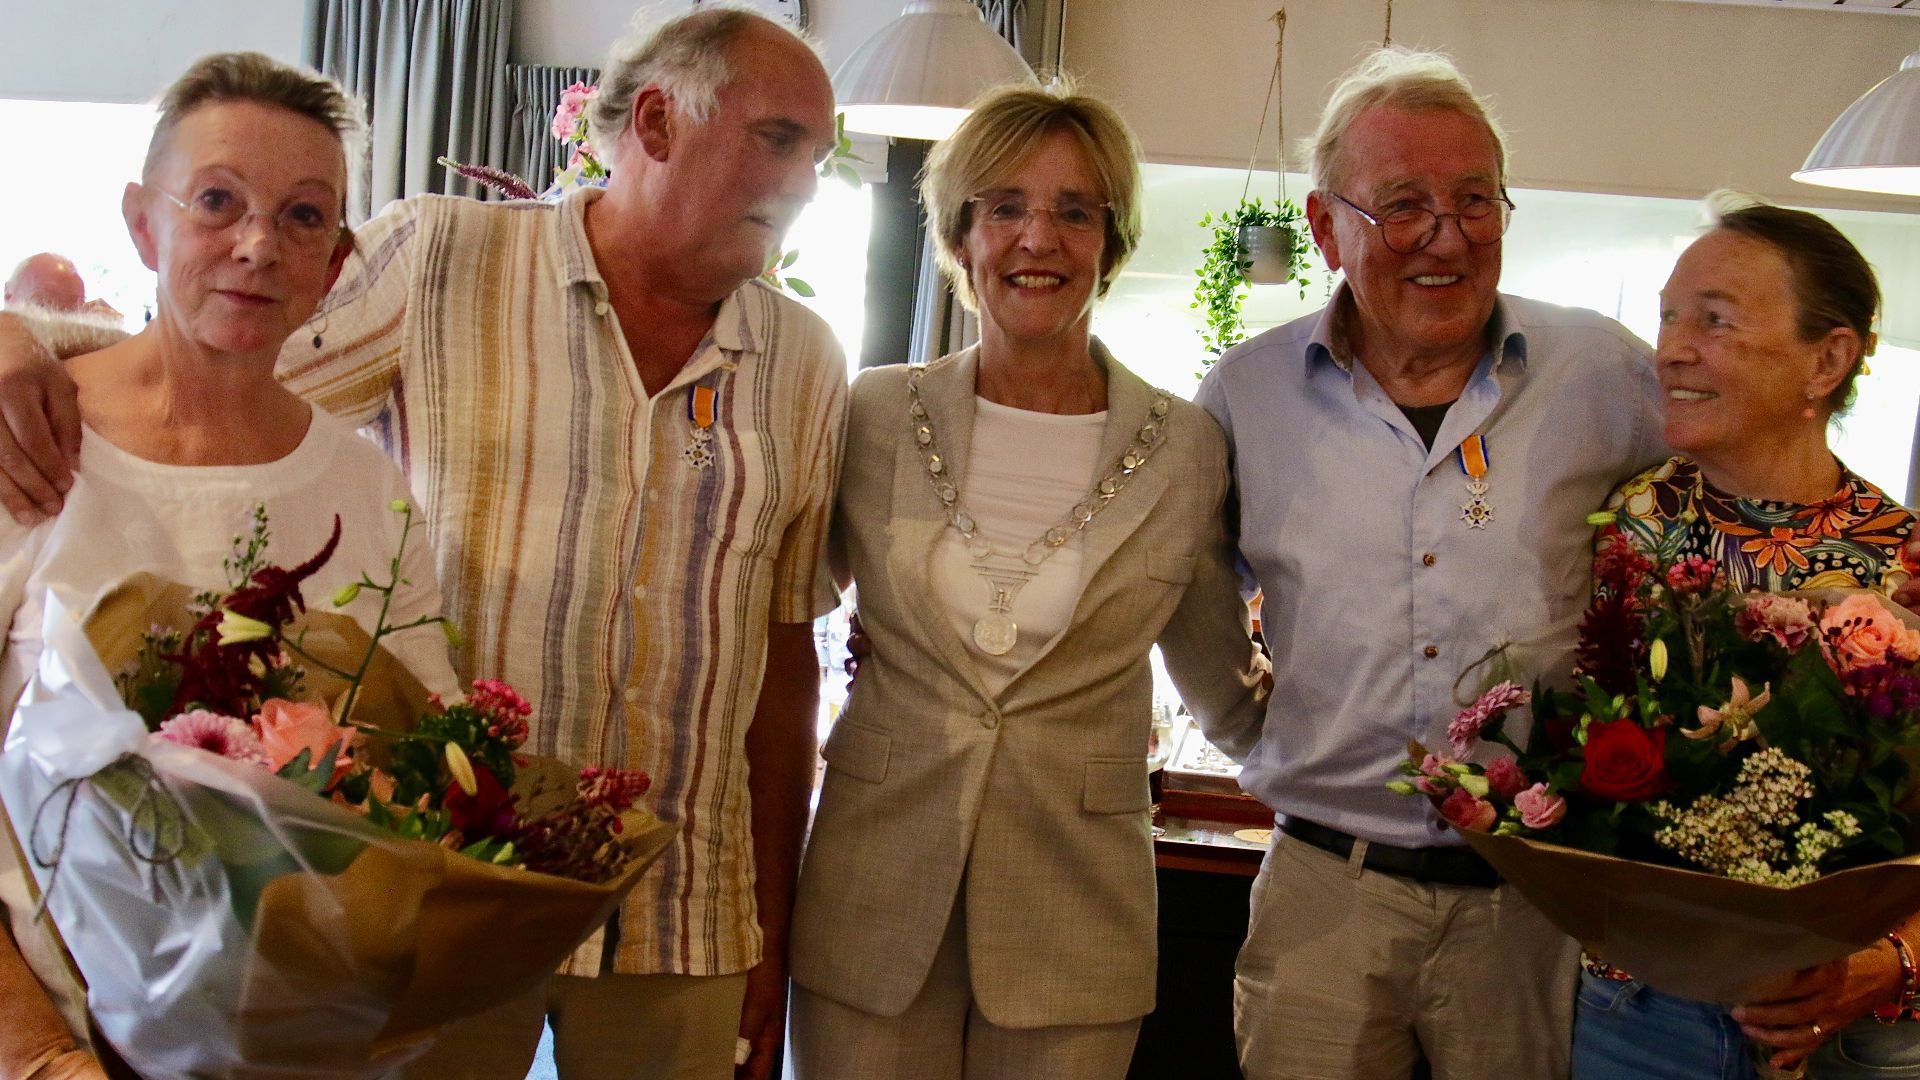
[1394, 531, 1920, 1000]
[0, 507, 673, 1079]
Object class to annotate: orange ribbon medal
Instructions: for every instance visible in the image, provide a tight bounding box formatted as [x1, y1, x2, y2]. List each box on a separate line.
[1458, 433, 1492, 529]
[684, 385, 717, 469]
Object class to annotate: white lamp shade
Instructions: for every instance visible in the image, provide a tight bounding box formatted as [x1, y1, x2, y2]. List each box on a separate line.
[832, 0, 1037, 141]
[1793, 50, 1920, 197]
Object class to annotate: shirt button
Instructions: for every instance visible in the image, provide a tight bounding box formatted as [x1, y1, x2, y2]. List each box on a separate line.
[632, 584, 646, 601]
[1422, 552, 1437, 567]
[1423, 645, 1440, 659]
[622, 686, 642, 703]
[594, 301, 611, 316]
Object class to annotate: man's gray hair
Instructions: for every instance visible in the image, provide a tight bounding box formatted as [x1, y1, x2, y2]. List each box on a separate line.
[587, 5, 802, 162]
[1305, 47, 1508, 194]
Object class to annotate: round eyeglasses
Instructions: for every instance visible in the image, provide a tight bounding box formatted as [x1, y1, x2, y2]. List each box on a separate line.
[967, 193, 1111, 234]
[1327, 190, 1514, 254]
[155, 185, 345, 250]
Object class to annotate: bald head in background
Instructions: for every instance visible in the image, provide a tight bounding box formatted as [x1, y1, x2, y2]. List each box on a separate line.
[4, 254, 87, 312]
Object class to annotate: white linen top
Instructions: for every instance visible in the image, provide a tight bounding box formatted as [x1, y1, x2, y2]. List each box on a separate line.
[934, 397, 1106, 695]
[0, 405, 460, 1046]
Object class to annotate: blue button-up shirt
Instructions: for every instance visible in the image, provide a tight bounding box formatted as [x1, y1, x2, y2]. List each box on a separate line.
[1195, 290, 1666, 848]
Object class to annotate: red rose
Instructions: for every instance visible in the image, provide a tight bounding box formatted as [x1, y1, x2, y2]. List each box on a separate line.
[445, 763, 516, 839]
[1578, 717, 1669, 802]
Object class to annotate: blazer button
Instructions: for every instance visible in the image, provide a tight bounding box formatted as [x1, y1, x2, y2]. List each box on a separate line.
[980, 713, 999, 729]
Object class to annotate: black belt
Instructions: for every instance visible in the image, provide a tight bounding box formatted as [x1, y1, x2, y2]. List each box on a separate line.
[1280, 817, 1501, 888]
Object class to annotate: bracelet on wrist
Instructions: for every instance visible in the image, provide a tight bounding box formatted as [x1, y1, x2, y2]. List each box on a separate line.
[1874, 930, 1920, 1024]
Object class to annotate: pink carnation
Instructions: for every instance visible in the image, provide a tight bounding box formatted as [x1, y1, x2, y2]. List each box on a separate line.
[1439, 787, 1496, 833]
[1821, 593, 1920, 675]
[1738, 593, 1816, 651]
[1484, 755, 1531, 799]
[1447, 680, 1530, 754]
[155, 709, 270, 767]
[1513, 783, 1567, 829]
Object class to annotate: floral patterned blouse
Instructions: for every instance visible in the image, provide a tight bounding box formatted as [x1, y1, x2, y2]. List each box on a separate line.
[1603, 455, 1915, 595]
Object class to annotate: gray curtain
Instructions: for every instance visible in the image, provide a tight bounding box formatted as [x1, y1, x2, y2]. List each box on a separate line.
[506, 64, 599, 194]
[303, 0, 513, 222]
[974, 0, 1027, 50]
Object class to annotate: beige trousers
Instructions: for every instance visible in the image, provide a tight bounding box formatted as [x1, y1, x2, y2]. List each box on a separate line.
[402, 970, 749, 1080]
[789, 902, 1141, 1080]
[1234, 834, 1578, 1080]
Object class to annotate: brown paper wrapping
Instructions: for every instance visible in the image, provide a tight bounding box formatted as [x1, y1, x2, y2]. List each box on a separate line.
[68, 571, 676, 1069]
[1459, 830, 1920, 1001]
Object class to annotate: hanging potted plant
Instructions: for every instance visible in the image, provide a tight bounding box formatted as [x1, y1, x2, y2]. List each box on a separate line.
[1192, 8, 1314, 359]
[1193, 196, 1311, 355]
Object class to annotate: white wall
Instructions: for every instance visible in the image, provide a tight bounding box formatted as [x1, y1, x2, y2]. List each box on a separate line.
[7, 0, 1916, 218]
[1068, 0, 1920, 216]
[0, 0, 305, 103]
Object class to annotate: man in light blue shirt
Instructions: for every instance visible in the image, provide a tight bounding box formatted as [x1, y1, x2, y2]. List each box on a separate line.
[1195, 48, 1665, 1080]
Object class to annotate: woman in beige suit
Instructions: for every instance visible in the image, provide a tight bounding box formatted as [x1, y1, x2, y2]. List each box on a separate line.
[787, 85, 1269, 1079]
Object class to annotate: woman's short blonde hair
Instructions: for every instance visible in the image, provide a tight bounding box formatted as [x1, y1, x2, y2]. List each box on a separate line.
[922, 82, 1142, 312]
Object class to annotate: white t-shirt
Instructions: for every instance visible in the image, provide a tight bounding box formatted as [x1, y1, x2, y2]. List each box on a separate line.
[934, 397, 1106, 695]
[0, 405, 460, 1046]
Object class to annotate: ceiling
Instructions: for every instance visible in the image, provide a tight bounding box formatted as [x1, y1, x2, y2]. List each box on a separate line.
[1656, 0, 1915, 12]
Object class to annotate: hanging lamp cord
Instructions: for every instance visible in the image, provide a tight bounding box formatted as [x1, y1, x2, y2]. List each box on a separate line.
[1239, 9, 1288, 205]
[1384, 0, 1393, 47]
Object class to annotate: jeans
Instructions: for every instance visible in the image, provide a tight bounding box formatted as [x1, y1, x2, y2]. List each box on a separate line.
[1573, 970, 1751, 1080]
[1574, 969, 1920, 1080]
[1808, 1019, 1920, 1079]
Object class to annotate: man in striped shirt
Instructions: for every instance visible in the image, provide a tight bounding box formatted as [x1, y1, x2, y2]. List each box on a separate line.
[0, 9, 844, 1080]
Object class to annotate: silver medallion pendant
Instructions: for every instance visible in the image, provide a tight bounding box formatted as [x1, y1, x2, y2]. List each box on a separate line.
[973, 613, 1018, 655]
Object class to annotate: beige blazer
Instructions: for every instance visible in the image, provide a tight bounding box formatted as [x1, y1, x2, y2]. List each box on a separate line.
[789, 344, 1267, 1030]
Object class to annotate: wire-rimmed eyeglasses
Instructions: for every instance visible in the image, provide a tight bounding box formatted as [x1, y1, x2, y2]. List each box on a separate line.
[1326, 190, 1514, 254]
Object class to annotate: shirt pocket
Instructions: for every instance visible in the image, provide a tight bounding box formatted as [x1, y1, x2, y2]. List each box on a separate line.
[1082, 757, 1150, 814]
[822, 721, 892, 784]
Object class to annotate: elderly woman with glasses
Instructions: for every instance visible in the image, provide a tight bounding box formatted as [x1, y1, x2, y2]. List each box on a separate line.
[0, 52, 457, 1079]
[785, 83, 1268, 1080]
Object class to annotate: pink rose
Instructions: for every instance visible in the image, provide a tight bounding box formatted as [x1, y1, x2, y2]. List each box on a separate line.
[1513, 783, 1567, 829]
[1439, 787, 1496, 833]
[1484, 755, 1530, 799]
[254, 699, 354, 784]
[1820, 593, 1920, 674]
[1738, 593, 1816, 651]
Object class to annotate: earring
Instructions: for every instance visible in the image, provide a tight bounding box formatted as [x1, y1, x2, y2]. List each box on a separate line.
[306, 310, 329, 350]
[1802, 405, 1817, 421]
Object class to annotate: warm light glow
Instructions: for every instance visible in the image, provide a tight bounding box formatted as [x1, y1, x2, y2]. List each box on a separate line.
[1792, 165, 1920, 198]
[836, 103, 972, 142]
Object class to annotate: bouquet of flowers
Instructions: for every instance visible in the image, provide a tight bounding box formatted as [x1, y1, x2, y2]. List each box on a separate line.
[1393, 532, 1920, 999]
[0, 507, 672, 1078]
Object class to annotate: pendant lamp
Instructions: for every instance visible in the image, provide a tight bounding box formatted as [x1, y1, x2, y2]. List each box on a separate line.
[831, 0, 1037, 141]
[1793, 50, 1920, 197]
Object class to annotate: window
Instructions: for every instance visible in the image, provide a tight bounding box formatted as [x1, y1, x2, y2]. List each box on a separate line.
[0, 100, 159, 321]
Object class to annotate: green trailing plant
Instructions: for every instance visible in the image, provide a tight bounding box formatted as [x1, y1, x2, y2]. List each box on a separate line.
[762, 112, 867, 298]
[1192, 197, 1311, 358]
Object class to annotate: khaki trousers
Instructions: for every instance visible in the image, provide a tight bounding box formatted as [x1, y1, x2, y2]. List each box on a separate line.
[402, 970, 749, 1080]
[789, 901, 1141, 1080]
[1234, 833, 1578, 1080]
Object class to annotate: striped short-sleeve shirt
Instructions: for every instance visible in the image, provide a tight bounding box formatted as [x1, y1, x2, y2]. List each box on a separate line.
[278, 188, 847, 976]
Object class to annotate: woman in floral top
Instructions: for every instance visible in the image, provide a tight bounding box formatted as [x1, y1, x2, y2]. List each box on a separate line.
[1574, 199, 1920, 1080]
